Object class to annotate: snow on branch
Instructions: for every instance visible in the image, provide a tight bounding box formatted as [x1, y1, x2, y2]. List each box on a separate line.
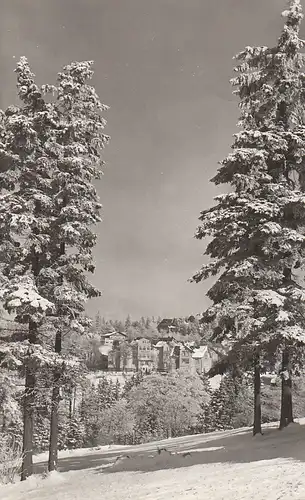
[0, 340, 80, 371]
[254, 290, 286, 308]
[3, 276, 54, 322]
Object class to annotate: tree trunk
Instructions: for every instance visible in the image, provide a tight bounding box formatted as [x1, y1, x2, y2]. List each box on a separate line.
[69, 393, 73, 420]
[279, 348, 293, 430]
[72, 387, 76, 416]
[21, 369, 35, 480]
[253, 352, 262, 436]
[287, 375, 293, 424]
[21, 320, 37, 481]
[232, 363, 241, 395]
[48, 236, 66, 471]
[21, 203, 42, 481]
[48, 331, 62, 472]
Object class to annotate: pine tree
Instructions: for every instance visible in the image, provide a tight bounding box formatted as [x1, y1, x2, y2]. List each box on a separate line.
[43, 60, 109, 472]
[122, 371, 144, 398]
[97, 377, 117, 410]
[192, 0, 305, 436]
[0, 58, 59, 479]
[80, 382, 100, 446]
[95, 312, 103, 334]
[64, 414, 85, 449]
[0, 57, 108, 476]
[204, 375, 238, 432]
[125, 314, 132, 330]
[114, 378, 121, 400]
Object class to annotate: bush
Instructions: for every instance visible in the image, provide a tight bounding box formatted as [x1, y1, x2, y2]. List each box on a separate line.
[97, 399, 135, 445]
[127, 369, 209, 442]
[203, 375, 240, 432]
[203, 372, 305, 433]
[231, 381, 253, 428]
[261, 374, 305, 423]
[64, 415, 86, 449]
[0, 433, 23, 484]
[261, 383, 281, 423]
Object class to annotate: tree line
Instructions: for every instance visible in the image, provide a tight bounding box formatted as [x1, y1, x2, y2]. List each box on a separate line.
[93, 313, 205, 340]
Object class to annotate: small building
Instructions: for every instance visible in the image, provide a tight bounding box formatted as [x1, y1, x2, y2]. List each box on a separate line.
[98, 344, 113, 370]
[261, 373, 278, 386]
[155, 340, 174, 372]
[100, 331, 127, 347]
[157, 319, 178, 336]
[179, 343, 194, 368]
[191, 345, 219, 374]
[169, 342, 194, 370]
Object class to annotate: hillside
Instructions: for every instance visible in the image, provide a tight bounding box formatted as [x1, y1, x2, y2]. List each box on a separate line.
[2, 419, 305, 500]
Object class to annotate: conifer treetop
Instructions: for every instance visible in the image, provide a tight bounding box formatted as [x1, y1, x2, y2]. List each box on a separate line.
[230, 0, 305, 132]
[0, 58, 109, 330]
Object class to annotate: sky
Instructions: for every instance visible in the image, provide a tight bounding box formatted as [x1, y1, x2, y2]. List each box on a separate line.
[0, 0, 298, 320]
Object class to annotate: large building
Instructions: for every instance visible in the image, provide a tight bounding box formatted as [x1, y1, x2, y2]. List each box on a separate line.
[132, 338, 158, 373]
[105, 335, 158, 373]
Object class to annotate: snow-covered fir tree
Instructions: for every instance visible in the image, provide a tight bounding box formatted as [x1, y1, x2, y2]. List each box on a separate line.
[192, 0, 305, 435]
[38, 60, 109, 472]
[0, 57, 108, 478]
[0, 58, 63, 479]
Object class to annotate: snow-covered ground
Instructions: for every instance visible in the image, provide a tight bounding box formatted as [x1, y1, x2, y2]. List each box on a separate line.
[86, 371, 222, 390]
[86, 370, 133, 387]
[2, 419, 305, 500]
[33, 444, 126, 464]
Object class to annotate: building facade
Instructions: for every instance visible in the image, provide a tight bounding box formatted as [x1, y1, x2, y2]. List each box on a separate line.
[96, 326, 219, 376]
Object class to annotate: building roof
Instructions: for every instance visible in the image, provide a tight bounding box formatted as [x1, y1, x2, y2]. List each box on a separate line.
[154, 336, 176, 344]
[155, 340, 169, 348]
[102, 331, 127, 338]
[157, 318, 178, 331]
[98, 345, 113, 355]
[192, 345, 208, 359]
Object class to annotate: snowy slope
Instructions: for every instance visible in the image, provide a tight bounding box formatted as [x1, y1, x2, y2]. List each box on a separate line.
[2, 419, 305, 500]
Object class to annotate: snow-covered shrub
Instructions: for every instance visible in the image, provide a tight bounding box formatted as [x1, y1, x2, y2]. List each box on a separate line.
[231, 381, 253, 428]
[97, 399, 135, 446]
[128, 369, 209, 442]
[203, 375, 240, 432]
[0, 433, 23, 484]
[63, 415, 86, 449]
[261, 373, 305, 423]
